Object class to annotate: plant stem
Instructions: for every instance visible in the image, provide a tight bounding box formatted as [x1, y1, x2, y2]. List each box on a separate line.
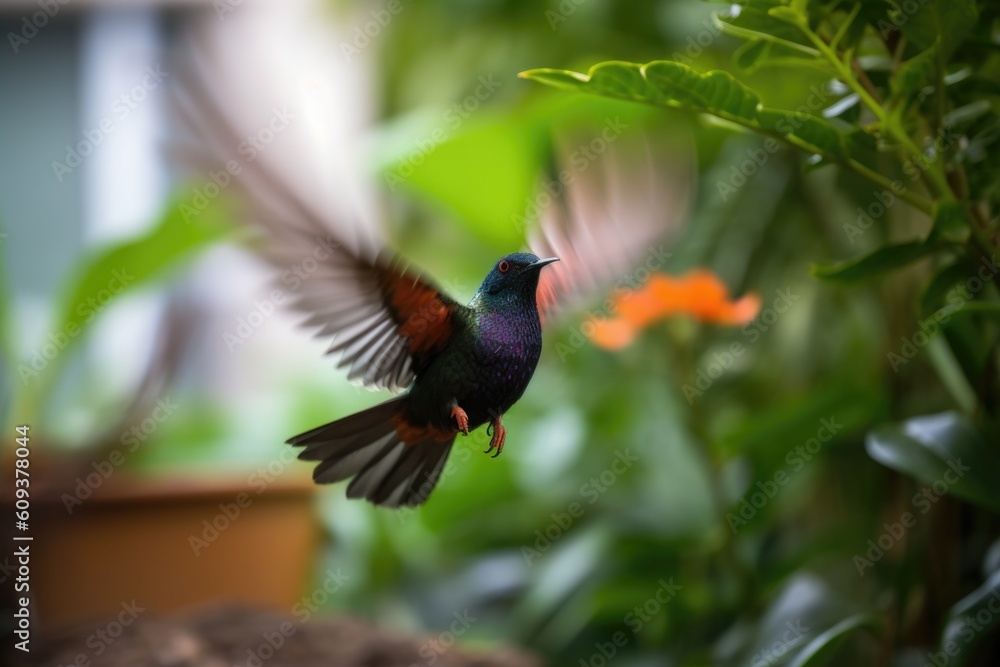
[830, 3, 861, 50]
[798, 20, 954, 201]
[852, 59, 883, 106]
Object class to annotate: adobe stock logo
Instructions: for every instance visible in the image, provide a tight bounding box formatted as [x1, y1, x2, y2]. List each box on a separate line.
[726, 416, 843, 533]
[339, 0, 412, 62]
[51, 65, 170, 182]
[6, 0, 70, 54]
[682, 287, 800, 404]
[520, 449, 637, 565]
[17, 268, 135, 385]
[853, 458, 969, 576]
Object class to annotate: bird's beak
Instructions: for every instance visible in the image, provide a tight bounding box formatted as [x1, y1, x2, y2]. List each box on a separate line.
[529, 257, 560, 270]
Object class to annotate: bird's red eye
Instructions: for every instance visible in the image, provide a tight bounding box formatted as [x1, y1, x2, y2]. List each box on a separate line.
[498, 260, 510, 273]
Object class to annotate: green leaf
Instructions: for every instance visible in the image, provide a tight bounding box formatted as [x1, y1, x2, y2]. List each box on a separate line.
[714, 6, 817, 55]
[15, 198, 229, 426]
[768, 6, 806, 26]
[786, 613, 881, 667]
[866, 412, 1000, 513]
[586, 61, 652, 100]
[385, 118, 536, 247]
[515, 68, 587, 92]
[920, 259, 976, 315]
[943, 100, 993, 129]
[717, 381, 884, 458]
[522, 61, 759, 123]
[835, 3, 868, 51]
[734, 39, 773, 73]
[939, 569, 1000, 666]
[741, 574, 865, 666]
[811, 241, 954, 283]
[895, 0, 978, 58]
[890, 42, 939, 108]
[641, 61, 762, 118]
[930, 200, 971, 243]
[757, 109, 847, 157]
[949, 302, 1000, 321]
[521, 60, 849, 161]
[52, 200, 229, 362]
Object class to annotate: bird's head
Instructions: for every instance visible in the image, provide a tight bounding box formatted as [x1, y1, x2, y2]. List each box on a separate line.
[474, 252, 559, 308]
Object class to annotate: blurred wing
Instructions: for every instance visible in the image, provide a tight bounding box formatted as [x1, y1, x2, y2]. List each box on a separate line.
[531, 134, 695, 323]
[276, 239, 464, 393]
[170, 30, 463, 393]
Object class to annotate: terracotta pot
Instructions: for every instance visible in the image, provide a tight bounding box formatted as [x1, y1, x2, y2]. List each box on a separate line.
[23, 466, 321, 628]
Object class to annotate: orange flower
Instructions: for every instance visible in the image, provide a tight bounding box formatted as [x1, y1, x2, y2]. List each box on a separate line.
[589, 270, 761, 350]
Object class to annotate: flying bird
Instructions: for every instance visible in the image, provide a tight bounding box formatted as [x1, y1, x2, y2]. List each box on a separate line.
[171, 27, 692, 508]
[287, 250, 558, 508]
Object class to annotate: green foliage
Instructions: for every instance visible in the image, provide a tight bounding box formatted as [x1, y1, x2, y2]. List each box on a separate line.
[506, 0, 1000, 663]
[265, 0, 1000, 660]
[941, 568, 1000, 665]
[11, 199, 229, 434]
[521, 60, 851, 160]
[866, 412, 1000, 513]
[32, 1, 990, 664]
[51, 202, 227, 364]
[521, 0, 1000, 421]
[810, 240, 958, 282]
[785, 614, 881, 667]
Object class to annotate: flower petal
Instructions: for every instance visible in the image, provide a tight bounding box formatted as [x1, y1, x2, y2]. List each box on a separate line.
[585, 270, 761, 349]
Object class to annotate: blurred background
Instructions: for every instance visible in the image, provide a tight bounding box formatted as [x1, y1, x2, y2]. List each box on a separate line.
[1, 0, 997, 665]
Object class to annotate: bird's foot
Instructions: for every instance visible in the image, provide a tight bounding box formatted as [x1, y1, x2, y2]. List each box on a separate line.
[484, 417, 506, 458]
[450, 405, 470, 436]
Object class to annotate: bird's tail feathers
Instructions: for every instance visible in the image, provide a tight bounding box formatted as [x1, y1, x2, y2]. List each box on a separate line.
[288, 397, 454, 508]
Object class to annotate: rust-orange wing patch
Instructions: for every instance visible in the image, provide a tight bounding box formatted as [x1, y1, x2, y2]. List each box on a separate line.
[283, 248, 466, 394]
[375, 254, 461, 376]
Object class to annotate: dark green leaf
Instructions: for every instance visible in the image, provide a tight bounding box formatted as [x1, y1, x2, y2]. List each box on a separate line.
[939, 569, 1000, 666]
[929, 200, 971, 243]
[757, 108, 847, 157]
[734, 39, 773, 72]
[939, 318, 990, 405]
[811, 242, 954, 283]
[890, 42, 939, 108]
[717, 381, 883, 458]
[895, 0, 978, 58]
[714, 5, 815, 53]
[786, 613, 881, 667]
[949, 302, 1000, 321]
[920, 259, 977, 315]
[943, 100, 993, 129]
[866, 412, 1000, 513]
[740, 574, 864, 666]
[840, 3, 870, 50]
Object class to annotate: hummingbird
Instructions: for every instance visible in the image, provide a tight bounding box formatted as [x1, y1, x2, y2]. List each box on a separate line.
[172, 51, 692, 508]
[288, 251, 559, 507]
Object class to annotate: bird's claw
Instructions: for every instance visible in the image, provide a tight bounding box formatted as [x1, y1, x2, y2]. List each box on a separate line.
[450, 405, 469, 436]
[484, 418, 506, 458]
